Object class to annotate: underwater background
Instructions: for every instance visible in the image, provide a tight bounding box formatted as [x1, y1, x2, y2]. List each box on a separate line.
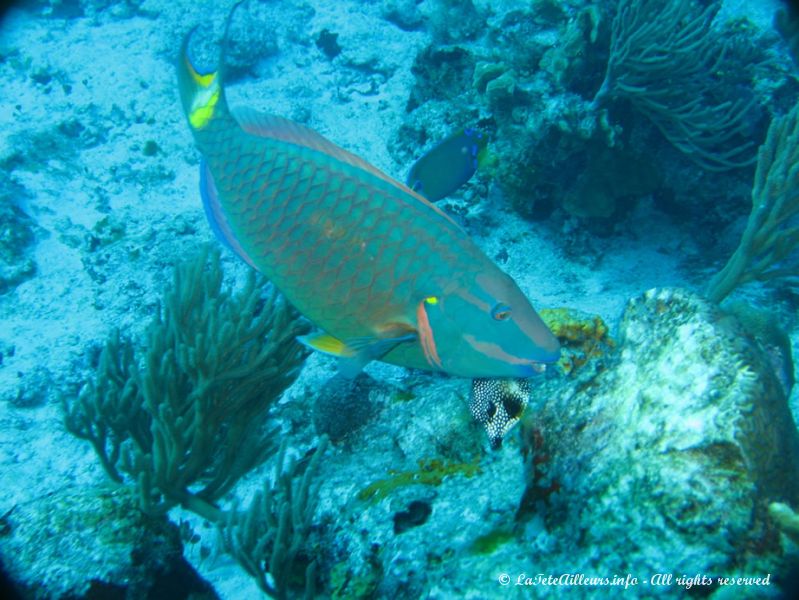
[1, 0, 799, 597]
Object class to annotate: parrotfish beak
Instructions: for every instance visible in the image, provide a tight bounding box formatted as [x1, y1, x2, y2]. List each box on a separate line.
[512, 360, 550, 378]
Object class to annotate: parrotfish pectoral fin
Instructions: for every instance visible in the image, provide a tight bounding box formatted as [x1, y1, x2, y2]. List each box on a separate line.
[346, 332, 417, 357]
[338, 331, 417, 378]
[298, 332, 357, 357]
[298, 329, 417, 378]
[200, 160, 257, 268]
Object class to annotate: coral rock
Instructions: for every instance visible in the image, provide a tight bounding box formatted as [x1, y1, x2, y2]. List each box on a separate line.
[538, 288, 799, 574]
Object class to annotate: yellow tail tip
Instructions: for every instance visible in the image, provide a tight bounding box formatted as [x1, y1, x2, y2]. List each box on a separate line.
[178, 28, 222, 131]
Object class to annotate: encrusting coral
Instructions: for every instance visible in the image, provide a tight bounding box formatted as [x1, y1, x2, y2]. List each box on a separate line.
[540, 307, 614, 375]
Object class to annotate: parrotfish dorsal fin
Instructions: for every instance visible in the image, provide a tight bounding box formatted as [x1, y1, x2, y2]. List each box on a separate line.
[231, 106, 464, 231]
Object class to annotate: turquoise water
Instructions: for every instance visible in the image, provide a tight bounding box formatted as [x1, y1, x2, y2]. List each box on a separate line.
[1, 0, 798, 598]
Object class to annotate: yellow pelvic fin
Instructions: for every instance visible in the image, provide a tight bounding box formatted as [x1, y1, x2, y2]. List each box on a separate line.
[297, 333, 356, 358]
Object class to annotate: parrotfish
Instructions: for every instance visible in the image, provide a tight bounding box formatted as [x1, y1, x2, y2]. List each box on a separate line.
[406, 128, 488, 201]
[177, 7, 559, 380]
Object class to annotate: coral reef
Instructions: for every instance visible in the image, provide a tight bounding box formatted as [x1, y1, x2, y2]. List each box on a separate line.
[221, 438, 328, 600]
[390, 0, 790, 230]
[4, 1, 799, 598]
[314, 288, 799, 597]
[706, 102, 799, 302]
[535, 288, 799, 576]
[63, 247, 310, 520]
[593, 0, 758, 171]
[0, 485, 216, 598]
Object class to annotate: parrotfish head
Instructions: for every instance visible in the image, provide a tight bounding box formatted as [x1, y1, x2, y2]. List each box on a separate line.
[417, 271, 560, 378]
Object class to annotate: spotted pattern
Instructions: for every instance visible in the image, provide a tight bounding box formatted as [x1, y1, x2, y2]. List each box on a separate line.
[470, 378, 530, 449]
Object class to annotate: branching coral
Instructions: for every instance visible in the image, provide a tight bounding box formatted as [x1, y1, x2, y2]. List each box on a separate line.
[593, 0, 757, 171]
[64, 246, 310, 521]
[64, 247, 328, 597]
[706, 103, 799, 303]
[221, 438, 329, 600]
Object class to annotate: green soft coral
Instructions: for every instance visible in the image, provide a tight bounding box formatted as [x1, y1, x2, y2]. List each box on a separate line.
[64, 246, 309, 520]
[593, 0, 757, 171]
[707, 103, 799, 303]
[221, 437, 328, 600]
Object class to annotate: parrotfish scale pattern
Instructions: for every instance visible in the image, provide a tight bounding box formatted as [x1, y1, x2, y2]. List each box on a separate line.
[195, 118, 490, 356]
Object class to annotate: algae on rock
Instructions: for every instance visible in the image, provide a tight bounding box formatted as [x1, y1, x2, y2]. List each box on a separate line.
[534, 288, 799, 578]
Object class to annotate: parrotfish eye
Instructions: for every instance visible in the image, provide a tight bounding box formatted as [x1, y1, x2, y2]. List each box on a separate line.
[491, 302, 511, 321]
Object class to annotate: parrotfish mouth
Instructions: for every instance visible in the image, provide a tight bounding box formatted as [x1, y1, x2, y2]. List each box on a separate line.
[515, 361, 548, 378]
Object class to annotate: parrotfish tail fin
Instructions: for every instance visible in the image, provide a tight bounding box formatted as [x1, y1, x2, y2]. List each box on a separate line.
[177, 28, 226, 131]
[177, 1, 245, 132]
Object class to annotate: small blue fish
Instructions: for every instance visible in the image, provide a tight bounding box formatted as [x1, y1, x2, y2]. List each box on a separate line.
[407, 128, 488, 201]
